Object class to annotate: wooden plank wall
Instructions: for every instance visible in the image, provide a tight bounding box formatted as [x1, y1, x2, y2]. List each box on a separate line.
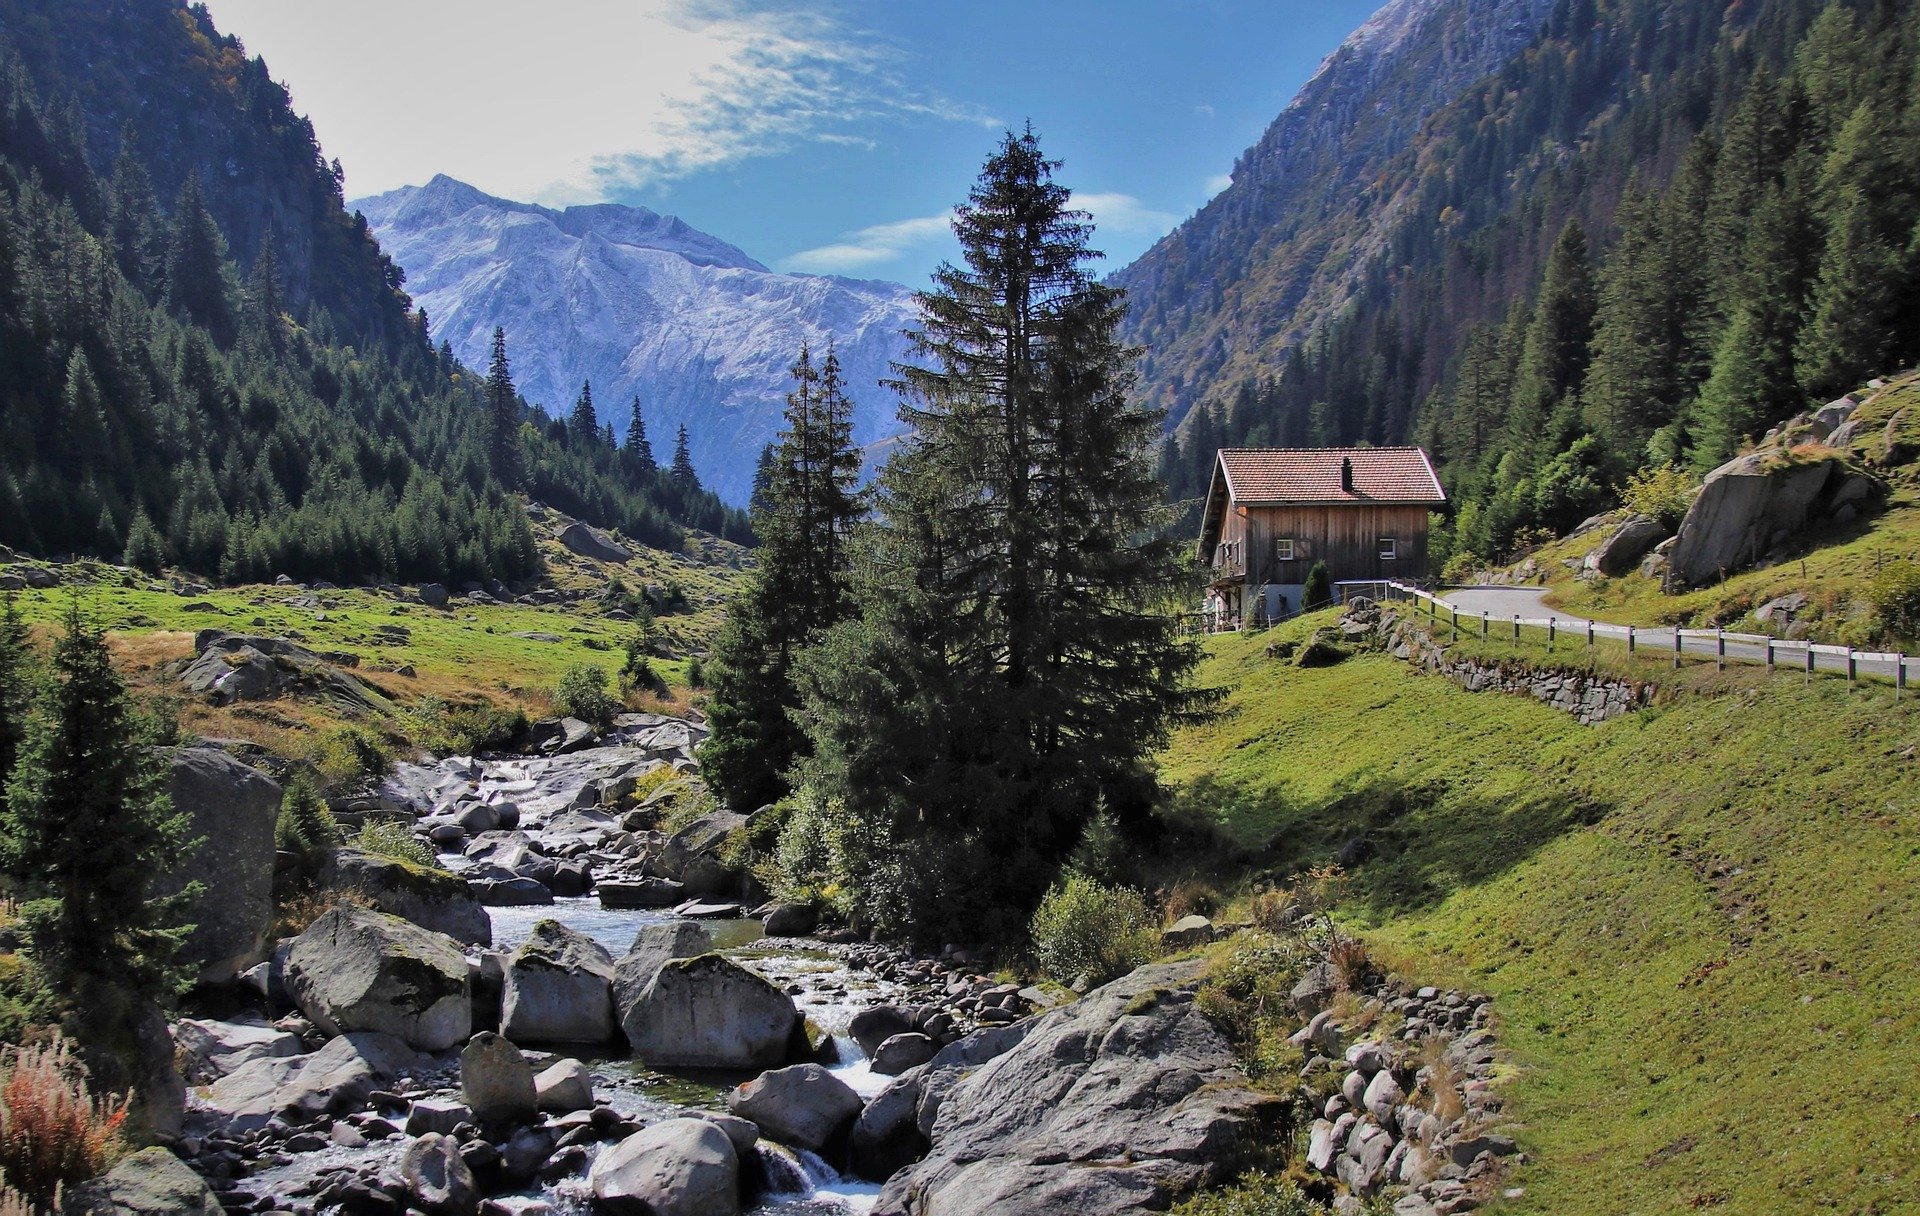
[1238, 504, 1430, 588]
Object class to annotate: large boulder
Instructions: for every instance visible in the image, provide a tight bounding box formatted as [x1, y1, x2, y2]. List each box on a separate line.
[728, 1063, 862, 1152]
[460, 1031, 537, 1124]
[850, 1071, 932, 1182]
[202, 1031, 421, 1133]
[611, 922, 711, 1014]
[401, 1132, 480, 1216]
[284, 906, 471, 1050]
[1668, 452, 1884, 587]
[534, 1058, 594, 1113]
[501, 920, 617, 1045]
[173, 1017, 303, 1084]
[618, 953, 796, 1070]
[558, 521, 632, 564]
[62, 1146, 222, 1215]
[1587, 514, 1670, 577]
[589, 1118, 739, 1216]
[872, 961, 1289, 1216]
[324, 848, 491, 948]
[157, 747, 281, 983]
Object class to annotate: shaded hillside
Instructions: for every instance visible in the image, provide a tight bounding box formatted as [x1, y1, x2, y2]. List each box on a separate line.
[0, 0, 745, 581]
[1127, 0, 1920, 561]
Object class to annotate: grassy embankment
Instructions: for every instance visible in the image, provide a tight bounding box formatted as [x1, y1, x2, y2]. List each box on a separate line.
[0, 530, 741, 760]
[1533, 372, 1920, 637]
[1158, 611, 1920, 1214]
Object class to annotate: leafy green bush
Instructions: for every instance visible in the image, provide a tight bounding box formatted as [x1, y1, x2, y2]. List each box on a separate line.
[1029, 872, 1157, 986]
[310, 725, 393, 787]
[552, 663, 618, 724]
[275, 773, 339, 858]
[1441, 550, 1483, 585]
[1171, 1175, 1326, 1216]
[685, 656, 705, 688]
[1301, 561, 1332, 611]
[1621, 463, 1696, 529]
[354, 820, 437, 870]
[1868, 561, 1920, 643]
[410, 696, 526, 756]
[620, 635, 668, 698]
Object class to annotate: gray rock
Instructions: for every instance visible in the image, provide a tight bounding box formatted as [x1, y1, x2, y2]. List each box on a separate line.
[202, 1031, 420, 1133]
[1160, 914, 1214, 949]
[1363, 1069, 1405, 1123]
[598, 876, 688, 908]
[558, 522, 633, 564]
[611, 922, 712, 1019]
[419, 583, 450, 607]
[405, 1097, 472, 1135]
[850, 1071, 931, 1182]
[1345, 1041, 1393, 1076]
[871, 1032, 938, 1076]
[284, 906, 471, 1051]
[502, 920, 617, 1045]
[325, 847, 491, 947]
[696, 1112, 760, 1157]
[157, 747, 281, 983]
[62, 1146, 222, 1215]
[461, 1031, 538, 1124]
[850, 1006, 914, 1057]
[589, 1118, 739, 1216]
[873, 961, 1288, 1216]
[762, 902, 819, 937]
[618, 953, 796, 1070]
[534, 1058, 595, 1113]
[1291, 960, 1337, 1014]
[1589, 514, 1670, 577]
[1755, 591, 1810, 626]
[1447, 1132, 1518, 1166]
[727, 1063, 862, 1152]
[473, 877, 554, 906]
[1669, 452, 1882, 587]
[173, 1017, 303, 1084]
[401, 1132, 480, 1216]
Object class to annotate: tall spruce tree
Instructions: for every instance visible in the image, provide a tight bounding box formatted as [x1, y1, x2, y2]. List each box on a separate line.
[1, 605, 191, 1023]
[701, 343, 864, 811]
[1504, 219, 1596, 469]
[0, 595, 32, 819]
[569, 380, 598, 445]
[485, 327, 522, 487]
[670, 424, 698, 488]
[164, 173, 234, 347]
[790, 129, 1208, 944]
[625, 397, 655, 471]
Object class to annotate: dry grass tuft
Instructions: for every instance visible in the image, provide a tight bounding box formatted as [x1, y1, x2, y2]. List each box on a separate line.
[1418, 1035, 1467, 1124]
[1164, 880, 1220, 924]
[0, 1036, 128, 1204]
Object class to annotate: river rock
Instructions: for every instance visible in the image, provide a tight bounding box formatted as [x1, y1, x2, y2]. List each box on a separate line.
[324, 847, 491, 948]
[202, 1031, 420, 1132]
[762, 902, 819, 937]
[1161, 914, 1215, 948]
[871, 1032, 938, 1076]
[611, 922, 711, 1014]
[157, 747, 281, 983]
[461, 1031, 538, 1124]
[873, 960, 1288, 1216]
[619, 953, 797, 1070]
[419, 582, 450, 607]
[727, 1063, 862, 1152]
[284, 905, 471, 1050]
[850, 1006, 914, 1057]
[589, 1118, 739, 1216]
[401, 1132, 480, 1216]
[851, 1071, 932, 1182]
[534, 1058, 595, 1113]
[598, 876, 686, 908]
[62, 1146, 222, 1215]
[173, 1017, 303, 1084]
[501, 920, 617, 1044]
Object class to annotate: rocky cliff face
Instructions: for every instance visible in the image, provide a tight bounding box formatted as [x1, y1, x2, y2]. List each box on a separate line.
[356, 177, 917, 504]
[1111, 0, 1557, 428]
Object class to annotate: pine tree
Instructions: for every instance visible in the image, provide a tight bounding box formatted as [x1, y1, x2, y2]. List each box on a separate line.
[748, 443, 777, 517]
[569, 380, 598, 445]
[1, 605, 191, 1016]
[124, 510, 166, 574]
[107, 128, 161, 293]
[791, 129, 1209, 943]
[164, 173, 234, 346]
[702, 342, 866, 811]
[670, 424, 698, 488]
[625, 397, 655, 471]
[0, 595, 33, 820]
[1505, 220, 1596, 467]
[485, 327, 522, 487]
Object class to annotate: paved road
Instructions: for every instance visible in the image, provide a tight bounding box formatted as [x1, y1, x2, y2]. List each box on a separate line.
[1417, 585, 1914, 685]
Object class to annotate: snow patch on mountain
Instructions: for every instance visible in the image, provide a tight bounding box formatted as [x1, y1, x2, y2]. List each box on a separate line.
[355, 175, 918, 504]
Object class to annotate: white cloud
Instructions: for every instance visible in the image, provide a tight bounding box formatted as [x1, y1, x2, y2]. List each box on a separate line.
[1204, 172, 1235, 196]
[781, 212, 954, 273]
[1072, 192, 1181, 238]
[199, 0, 993, 204]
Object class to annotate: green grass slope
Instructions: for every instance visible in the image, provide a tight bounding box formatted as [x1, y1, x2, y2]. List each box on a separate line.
[1160, 615, 1920, 1214]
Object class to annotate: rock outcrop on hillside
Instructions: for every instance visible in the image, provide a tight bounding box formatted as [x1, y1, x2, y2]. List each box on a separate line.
[160, 746, 282, 983]
[1667, 451, 1882, 588]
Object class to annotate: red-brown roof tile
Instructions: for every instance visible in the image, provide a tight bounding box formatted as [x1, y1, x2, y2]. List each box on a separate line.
[1216, 447, 1445, 505]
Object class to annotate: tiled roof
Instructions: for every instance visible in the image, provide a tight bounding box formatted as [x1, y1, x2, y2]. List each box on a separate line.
[1216, 447, 1446, 505]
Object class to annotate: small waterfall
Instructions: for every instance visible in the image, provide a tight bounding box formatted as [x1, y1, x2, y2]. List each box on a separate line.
[753, 1142, 883, 1211]
[756, 1142, 815, 1195]
[791, 1148, 843, 1188]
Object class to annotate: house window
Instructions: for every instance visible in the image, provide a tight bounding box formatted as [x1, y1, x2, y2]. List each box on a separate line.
[1274, 538, 1295, 562]
[1377, 537, 1398, 561]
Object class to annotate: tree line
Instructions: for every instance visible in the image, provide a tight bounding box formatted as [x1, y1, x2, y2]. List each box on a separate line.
[702, 131, 1210, 945]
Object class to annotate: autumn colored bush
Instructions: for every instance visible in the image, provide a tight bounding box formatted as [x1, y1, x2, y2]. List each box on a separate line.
[0, 1035, 127, 1203]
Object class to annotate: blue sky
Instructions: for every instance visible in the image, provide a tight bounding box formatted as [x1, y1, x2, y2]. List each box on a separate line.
[202, 0, 1383, 288]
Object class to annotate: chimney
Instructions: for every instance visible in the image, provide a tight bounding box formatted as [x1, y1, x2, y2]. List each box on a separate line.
[1340, 456, 1354, 493]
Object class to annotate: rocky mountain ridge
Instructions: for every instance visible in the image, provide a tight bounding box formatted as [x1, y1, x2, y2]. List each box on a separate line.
[356, 176, 919, 504]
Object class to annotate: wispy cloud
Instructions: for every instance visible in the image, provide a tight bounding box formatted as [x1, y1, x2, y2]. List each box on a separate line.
[782, 213, 954, 273]
[1073, 192, 1182, 238]
[202, 0, 996, 204]
[1204, 172, 1234, 196]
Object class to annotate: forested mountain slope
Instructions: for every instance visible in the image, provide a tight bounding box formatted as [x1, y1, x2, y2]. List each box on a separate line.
[358, 177, 917, 506]
[1125, 0, 1920, 562]
[0, 0, 744, 584]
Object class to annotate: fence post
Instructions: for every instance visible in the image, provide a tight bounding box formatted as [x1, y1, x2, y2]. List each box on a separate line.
[1805, 642, 1815, 686]
[1451, 605, 1459, 640]
[1627, 626, 1636, 654]
[1548, 617, 1556, 650]
[1765, 638, 1774, 672]
[1673, 627, 1682, 670]
[1512, 614, 1520, 641]
[1481, 611, 1489, 640]
[1900, 656, 1908, 699]
[1585, 619, 1595, 653]
[1847, 648, 1856, 692]
[1717, 628, 1726, 672]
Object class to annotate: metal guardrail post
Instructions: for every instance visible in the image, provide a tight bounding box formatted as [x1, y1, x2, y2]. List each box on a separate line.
[1673, 627, 1682, 670]
[1765, 638, 1774, 672]
[1847, 648, 1856, 692]
[1805, 642, 1815, 685]
[1627, 626, 1635, 654]
[1548, 617, 1555, 649]
[1717, 629, 1726, 672]
[1481, 611, 1488, 639]
[1900, 657, 1908, 699]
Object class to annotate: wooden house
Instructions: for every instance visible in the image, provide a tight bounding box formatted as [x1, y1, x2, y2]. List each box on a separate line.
[1196, 447, 1446, 626]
